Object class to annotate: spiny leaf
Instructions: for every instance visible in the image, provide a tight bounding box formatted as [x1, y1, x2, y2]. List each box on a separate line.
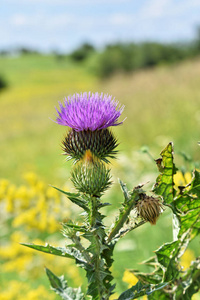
[179, 257, 200, 299]
[148, 290, 171, 299]
[21, 243, 74, 259]
[21, 243, 90, 268]
[62, 222, 87, 233]
[153, 142, 176, 204]
[46, 267, 84, 300]
[51, 185, 89, 211]
[130, 269, 163, 285]
[46, 267, 65, 291]
[119, 179, 131, 203]
[174, 170, 200, 238]
[117, 281, 168, 300]
[155, 240, 180, 282]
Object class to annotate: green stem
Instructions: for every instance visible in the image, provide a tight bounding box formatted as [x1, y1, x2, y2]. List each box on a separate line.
[92, 197, 101, 299]
[114, 220, 146, 240]
[107, 190, 139, 243]
[88, 196, 108, 300]
[72, 235, 91, 264]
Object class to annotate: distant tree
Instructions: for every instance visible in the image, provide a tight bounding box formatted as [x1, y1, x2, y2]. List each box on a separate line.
[18, 47, 40, 55]
[195, 26, 200, 52]
[0, 75, 8, 91]
[70, 43, 95, 62]
[0, 50, 10, 56]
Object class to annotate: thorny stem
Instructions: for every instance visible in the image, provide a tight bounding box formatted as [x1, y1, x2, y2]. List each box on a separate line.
[107, 190, 140, 243]
[88, 196, 108, 300]
[71, 235, 91, 264]
[113, 220, 146, 240]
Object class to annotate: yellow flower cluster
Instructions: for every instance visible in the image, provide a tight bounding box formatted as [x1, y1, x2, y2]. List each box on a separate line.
[0, 280, 56, 300]
[0, 172, 72, 233]
[0, 173, 83, 299]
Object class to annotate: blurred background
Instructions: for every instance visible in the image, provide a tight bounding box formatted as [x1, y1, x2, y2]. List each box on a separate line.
[0, 0, 200, 299]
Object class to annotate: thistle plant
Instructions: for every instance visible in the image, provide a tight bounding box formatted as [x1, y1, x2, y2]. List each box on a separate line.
[23, 92, 200, 299]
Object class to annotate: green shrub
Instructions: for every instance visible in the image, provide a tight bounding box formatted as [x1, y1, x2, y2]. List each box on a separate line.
[0, 75, 8, 91]
[70, 43, 95, 62]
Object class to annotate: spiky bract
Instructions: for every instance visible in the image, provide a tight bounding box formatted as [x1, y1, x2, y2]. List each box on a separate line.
[71, 154, 111, 196]
[136, 195, 163, 225]
[62, 128, 118, 163]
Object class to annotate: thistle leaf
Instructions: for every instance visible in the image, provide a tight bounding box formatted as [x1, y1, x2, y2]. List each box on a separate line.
[174, 170, 200, 238]
[119, 179, 131, 203]
[117, 281, 168, 300]
[21, 243, 90, 268]
[21, 243, 74, 259]
[51, 185, 89, 211]
[153, 142, 176, 204]
[155, 240, 180, 282]
[46, 267, 84, 300]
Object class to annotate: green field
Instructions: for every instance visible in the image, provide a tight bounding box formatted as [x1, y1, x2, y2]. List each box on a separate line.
[1, 54, 200, 299]
[1, 54, 200, 184]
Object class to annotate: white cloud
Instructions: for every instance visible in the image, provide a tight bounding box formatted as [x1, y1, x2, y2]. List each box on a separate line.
[11, 14, 28, 26]
[109, 13, 134, 26]
[139, 0, 200, 19]
[9, 13, 76, 29]
[139, 0, 172, 18]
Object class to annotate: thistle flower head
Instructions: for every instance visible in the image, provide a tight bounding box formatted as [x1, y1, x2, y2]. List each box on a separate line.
[55, 92, 124, 131]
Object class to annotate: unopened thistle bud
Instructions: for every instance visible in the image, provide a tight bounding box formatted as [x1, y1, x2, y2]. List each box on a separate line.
[135, 195, 163, 225]
[71, 150, 112, 196]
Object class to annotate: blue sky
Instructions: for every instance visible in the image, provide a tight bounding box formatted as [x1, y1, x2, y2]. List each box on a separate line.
[1, 0, 200, 53]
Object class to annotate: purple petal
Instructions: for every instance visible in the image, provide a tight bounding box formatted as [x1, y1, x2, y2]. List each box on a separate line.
[55, 92, 124, 131]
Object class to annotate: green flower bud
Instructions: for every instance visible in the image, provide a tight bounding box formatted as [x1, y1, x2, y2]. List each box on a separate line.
[71, 150, 112, 196]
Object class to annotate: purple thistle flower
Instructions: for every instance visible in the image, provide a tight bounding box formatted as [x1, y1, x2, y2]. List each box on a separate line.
[55, 92, 124, 131]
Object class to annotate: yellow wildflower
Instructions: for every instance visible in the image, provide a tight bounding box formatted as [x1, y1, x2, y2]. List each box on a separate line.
[23, 172, 38, 186]
[5, 184, 16, 213]
[35, 180, 45, 193]
[26, 286, 55, 300]
[180, 249, 195, 270]
[122, 270, 138, 288]
[0, 179, 9, 200]
[46, 186, 60, 202]
[0, 280, 55, 300]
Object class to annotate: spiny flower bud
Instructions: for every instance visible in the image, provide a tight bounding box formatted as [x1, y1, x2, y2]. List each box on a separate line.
[135, 194, 163, 225]
[71, 150, 111, 196]
[62, 128, 118, 163]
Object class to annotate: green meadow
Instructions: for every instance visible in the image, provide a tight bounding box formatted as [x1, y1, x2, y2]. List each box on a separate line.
[1, 54, 200, 298]
[1, 54, 200, 184]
